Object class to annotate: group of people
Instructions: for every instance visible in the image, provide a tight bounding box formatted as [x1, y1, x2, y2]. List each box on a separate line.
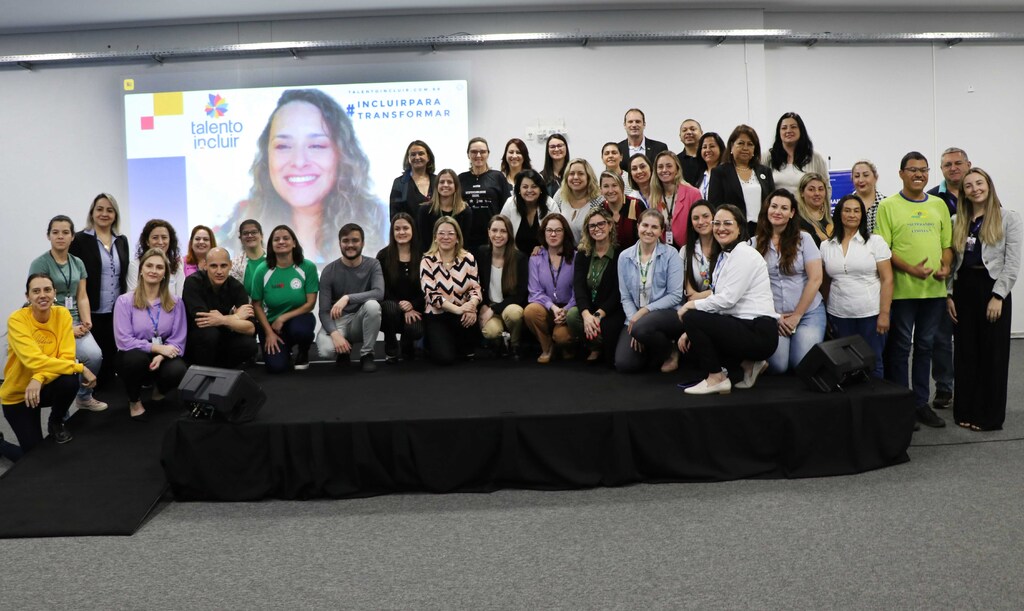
[2, 107, 1019, 463]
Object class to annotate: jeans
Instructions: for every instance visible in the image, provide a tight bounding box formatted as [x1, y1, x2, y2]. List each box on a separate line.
[828, 314, 885, 379]
[931, 307, 955, 394]
[885, 297, 945, 407]
[768, 301, 826, 373]
[75, 332, 103, 400]
[262, 313, 316, 373]
[315, 300, 382, 358]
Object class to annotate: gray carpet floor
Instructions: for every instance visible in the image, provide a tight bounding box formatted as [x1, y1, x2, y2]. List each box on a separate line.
[2, 342, 1023, 609]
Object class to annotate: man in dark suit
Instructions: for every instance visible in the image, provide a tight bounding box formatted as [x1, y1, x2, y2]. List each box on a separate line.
[617, 108, 668, 171]
[676, 118, 703, 186]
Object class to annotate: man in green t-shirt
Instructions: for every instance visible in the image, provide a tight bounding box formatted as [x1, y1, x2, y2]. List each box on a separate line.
[874, 151, 952, 429]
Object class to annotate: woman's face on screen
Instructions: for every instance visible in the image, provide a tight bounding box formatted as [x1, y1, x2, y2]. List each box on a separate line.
[268, 101, 339, 211]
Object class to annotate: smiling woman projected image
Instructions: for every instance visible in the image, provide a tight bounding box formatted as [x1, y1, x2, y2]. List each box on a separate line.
[219, 88, 388, 263]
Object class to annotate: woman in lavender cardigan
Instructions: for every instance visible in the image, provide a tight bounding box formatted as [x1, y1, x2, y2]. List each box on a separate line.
[523, 213, 576, 363]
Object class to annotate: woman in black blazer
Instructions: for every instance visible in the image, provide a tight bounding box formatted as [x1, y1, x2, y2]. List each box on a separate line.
[476, 215, 529, 357]
[567, 207, 624, 365]
[389, 140, 437, 220]
[707, 124, 775, 234]
[68, 193, 130, 387]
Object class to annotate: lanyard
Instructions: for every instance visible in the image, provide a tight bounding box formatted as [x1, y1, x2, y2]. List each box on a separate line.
[711, 250, 730, 292]
[49, 252, 72, 293]
[662, 192, 675, 223]
[548, 255, 564, 303]
[638, 251, 654, 290]
[694, 248, 711, 290]
[147, 303, 161, 337]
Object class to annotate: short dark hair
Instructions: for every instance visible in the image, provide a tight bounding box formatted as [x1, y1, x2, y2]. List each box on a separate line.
[900, 151, 928, 171]
[726, 125, 762, 166]
[624, 108, 646, 123]
[239, 218, 263, 235]
[832, 194, 870, 243]
[47, 215, 75, 234]
[338, 223, 364, 241]
[403, 140, 436, 175]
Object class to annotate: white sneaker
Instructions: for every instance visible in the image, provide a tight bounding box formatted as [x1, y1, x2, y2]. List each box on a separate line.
[74, 396, 109, 411]
[684, 378, 732, 395]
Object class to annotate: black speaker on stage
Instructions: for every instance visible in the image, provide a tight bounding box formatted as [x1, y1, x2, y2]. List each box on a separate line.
[796, 335, 875, 393]
[177, 365, 267, 423]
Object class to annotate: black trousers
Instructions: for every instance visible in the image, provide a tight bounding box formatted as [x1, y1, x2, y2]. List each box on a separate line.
[2, 374, 78, 454]
[682, 311, 779, 377]
[380, 299, 425, 356]
[423, 312, 479, 366]
[186, 327, 258, 369]
[952, 267, 1012, 429]
[118, 349, 188, 402]
[90, 312, 118, 389]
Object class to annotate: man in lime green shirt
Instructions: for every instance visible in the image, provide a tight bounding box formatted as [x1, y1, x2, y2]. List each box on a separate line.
[874, 151, 952, 429]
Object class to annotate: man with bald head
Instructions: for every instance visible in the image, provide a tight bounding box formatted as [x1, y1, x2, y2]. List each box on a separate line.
[181, 246, 258, 369]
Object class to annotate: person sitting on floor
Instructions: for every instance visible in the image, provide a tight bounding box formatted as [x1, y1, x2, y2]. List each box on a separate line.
[677, 204, 780, 394]
[615, 209, 684, 373]
[420, 217, 483, 365]
[181, 247, 257, 369]
[2, 273, 96, 455]
[316, 223, 384, 373]
[376, 212, 426, 363]
[476, 215, 529, 358]
[524, 213, 577, 363]
[114, 249, 188, 421]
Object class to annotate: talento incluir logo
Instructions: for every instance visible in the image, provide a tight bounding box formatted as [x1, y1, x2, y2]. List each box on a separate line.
[205, 94, 228, 118]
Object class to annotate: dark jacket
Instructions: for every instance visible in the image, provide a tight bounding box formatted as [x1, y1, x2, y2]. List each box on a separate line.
[573, 248, 623, 319]
[475, 245, 528, 317]
[706, 163, 776, 215]
[389, 173, 436, 220]
[617, 138, 669, 171]
[69, 230, 130, 306]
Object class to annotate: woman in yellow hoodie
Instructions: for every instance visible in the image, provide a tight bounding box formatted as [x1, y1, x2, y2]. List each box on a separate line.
[1, 273, 96, 456]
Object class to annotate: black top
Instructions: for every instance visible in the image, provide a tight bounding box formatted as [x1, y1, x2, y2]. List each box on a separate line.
[181, 271, 251, 332]
[926, 185, 958, 217]
[513, 210, 543, 256]
[678, 150, 702, 187]
[475, 245, 528, 318]
[375, 247, 426, 312]
[417, 205, 474, 253]
[68, 230, 130, 307]
[389, 173, 436, 220]
[573, 248, 623, 319]
[458, 169, 511, 251]
[617, 138, 669, 171]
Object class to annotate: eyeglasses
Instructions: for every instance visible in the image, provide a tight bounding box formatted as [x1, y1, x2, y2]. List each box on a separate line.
[711, 220, 737, 227]
[548, 144, 566, 150]
[902, 167, 929, 175]
[240, 230, 260, 238]
[545, 227, 564, 234]
[587, 221, 609, 230]
[469, 150, 488, 156]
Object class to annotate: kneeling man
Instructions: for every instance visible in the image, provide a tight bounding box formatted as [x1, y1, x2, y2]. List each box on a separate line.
[316, 224, 384, 372]
[182, 247, 258, 368]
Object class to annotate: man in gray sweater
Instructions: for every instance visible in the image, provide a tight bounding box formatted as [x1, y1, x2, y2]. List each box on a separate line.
[315, 223, 384, 372]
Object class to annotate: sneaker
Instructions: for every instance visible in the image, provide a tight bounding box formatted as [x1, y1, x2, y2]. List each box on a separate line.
[74, 396, 109, 412]
[360, 354, 377, 373]
[47, 421, 73, 444]
[932, 390, 953, 410]
[294, 351, 310, 370]
[916, 405, 946, 428]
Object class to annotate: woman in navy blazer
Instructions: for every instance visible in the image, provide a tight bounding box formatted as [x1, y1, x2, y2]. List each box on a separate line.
[707, 125, 775, 233]
[567, 207, 624, 365]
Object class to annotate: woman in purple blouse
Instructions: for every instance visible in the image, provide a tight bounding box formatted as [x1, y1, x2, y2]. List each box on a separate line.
[523, 213, 576, 363]
[114, 249, 187, 421]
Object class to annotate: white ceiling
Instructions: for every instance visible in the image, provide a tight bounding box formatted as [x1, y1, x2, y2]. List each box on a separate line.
[3, 0, 1019, 35]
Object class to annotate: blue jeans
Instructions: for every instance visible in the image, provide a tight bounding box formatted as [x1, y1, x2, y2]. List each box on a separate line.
[885, 298, 945, 407]
[768, 302, 826, 373]
[829, 314, 885, 379]
[261, 313, 316, 373]
[931, 307, 954, 394]
[75, 332, 103, 400]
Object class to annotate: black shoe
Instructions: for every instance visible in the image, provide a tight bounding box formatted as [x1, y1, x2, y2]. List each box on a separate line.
[913, 421, 921, 432]
[932, 390, 953, 410]
[916, 405, 946, 428]
[47, 421, 73, 444]
[294, 351, 310, 370]
[360, 354, 377, 373]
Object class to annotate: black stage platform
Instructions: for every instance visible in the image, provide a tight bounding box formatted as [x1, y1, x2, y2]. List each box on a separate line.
[162, 360, 916, 501]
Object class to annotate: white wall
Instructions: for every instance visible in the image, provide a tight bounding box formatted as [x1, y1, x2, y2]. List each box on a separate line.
[2, 7, 1023, 356]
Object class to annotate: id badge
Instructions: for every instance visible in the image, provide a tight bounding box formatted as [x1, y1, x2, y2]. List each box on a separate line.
[665, 230, 674, 246]
[64, 296, 74, 309]
[152, 336, 163, 346]
[966, 235, 977, 252]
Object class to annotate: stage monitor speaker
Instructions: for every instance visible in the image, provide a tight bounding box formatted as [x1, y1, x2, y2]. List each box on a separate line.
[796, 335, 875, 393]
[177, 365, 266, 423]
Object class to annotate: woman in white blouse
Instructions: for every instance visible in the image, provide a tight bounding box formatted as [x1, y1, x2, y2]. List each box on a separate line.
[553, 158, 604, 243]
[677, 204, 779, 394]
[820, 195, 893, 378]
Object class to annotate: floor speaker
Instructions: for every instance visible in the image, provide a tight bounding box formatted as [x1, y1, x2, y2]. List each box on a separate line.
[177, 365, 267, 423]
[796, 335, 875, 393]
